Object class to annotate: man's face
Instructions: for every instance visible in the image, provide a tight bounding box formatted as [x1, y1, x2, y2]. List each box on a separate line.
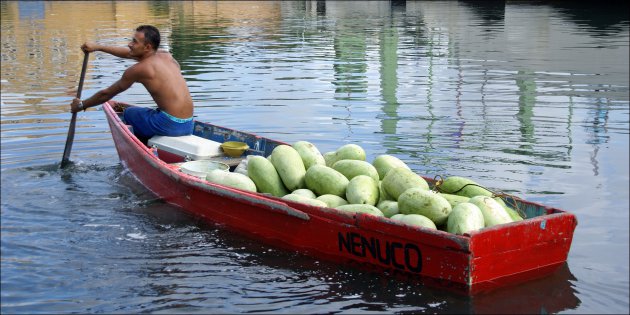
[128, 31, 149, 56]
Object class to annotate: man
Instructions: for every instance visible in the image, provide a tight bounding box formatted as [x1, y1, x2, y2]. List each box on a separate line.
[70, 25, 194, 143]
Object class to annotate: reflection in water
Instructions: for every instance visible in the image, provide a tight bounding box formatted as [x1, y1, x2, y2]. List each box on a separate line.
[586, 97, 611, 176]
[515, 70, 536, 152]
[332, 23, 367, 99]
[316, 0, 326, 16]
[169, 2, 283, 69]
[379, 8, 399, 137]
[1, 1, 628, 313]
[470, 263, 580, 314]
[452, 63, 465, 150]
[16, 0, 44, 20]
[274, 258, 581, 313]
[147, 0, 170, 17]
[461, 0, 505, 40]
[550, 1, 629, 36]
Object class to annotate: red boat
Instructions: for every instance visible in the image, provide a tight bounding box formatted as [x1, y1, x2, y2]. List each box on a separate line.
[103, 101, 578, 294]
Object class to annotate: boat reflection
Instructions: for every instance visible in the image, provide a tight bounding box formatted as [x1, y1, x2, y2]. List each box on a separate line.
[470, 262, 580, 313]
[316, 260, 580, 313]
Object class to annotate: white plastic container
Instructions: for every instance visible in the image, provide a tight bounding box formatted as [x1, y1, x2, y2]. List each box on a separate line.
[233, 155, 250, 176]
[180, 160, 230, 179]
[148, 135, 224, 161]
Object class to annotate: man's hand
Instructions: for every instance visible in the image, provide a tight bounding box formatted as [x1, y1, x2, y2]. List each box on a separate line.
[70, 98, 83, 113]
[81, 42, 100, 54]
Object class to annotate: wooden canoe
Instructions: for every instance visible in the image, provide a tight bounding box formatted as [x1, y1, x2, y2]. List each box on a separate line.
[102, 101, 578, 294]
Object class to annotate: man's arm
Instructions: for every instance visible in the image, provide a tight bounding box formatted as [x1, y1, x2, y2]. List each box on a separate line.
[70, 67, 137, 113]
[82, 42, 139, 60]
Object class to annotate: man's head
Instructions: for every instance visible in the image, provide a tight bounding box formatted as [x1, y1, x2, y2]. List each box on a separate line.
[136, 25, 160, 50]
[128, 25, 160, 57]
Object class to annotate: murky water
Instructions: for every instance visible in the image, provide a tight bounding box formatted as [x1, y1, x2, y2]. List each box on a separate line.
[2, 1, 628, 313]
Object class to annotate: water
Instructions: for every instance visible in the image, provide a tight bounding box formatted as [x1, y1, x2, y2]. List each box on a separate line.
[1, 1, 628, 313]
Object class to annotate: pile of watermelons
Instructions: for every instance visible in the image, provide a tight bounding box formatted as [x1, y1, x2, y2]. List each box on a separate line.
[204, 141, 524, 235]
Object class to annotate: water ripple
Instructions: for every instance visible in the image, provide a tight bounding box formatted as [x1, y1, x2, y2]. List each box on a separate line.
[2, 1, 629, 314]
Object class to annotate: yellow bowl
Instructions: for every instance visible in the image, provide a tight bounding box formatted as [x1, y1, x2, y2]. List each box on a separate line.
[221, 141, 249, 157]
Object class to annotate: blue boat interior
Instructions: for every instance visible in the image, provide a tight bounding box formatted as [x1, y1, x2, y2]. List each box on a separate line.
[192, 121, 280, 157]
[117, 111, 282, 158]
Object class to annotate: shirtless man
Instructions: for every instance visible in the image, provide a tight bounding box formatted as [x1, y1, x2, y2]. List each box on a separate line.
[70, 25, 194, 143]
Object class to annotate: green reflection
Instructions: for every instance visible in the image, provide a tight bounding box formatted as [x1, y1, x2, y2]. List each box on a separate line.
[147, 1, 170, 17]
[515, 70, 536, 151]
[332, 25, 367, 99]
[380, 16, 399, 136]
[169, 19, 229, 72]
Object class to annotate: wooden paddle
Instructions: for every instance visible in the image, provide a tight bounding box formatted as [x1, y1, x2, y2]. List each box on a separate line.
[60, 51, 89, 168]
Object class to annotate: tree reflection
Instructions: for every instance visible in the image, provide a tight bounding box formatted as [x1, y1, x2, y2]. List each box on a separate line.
[379, 13, 400, 137]
[332, 25, 368, 99]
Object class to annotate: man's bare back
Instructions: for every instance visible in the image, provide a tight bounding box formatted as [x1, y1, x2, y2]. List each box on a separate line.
[130, 51, 193, 119]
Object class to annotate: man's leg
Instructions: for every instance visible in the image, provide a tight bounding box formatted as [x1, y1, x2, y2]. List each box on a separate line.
[123, 107, 157, 145]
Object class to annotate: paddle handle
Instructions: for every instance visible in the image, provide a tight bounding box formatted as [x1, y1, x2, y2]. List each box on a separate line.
[76, 52, 89, 99]
[60, 52, 89, 168]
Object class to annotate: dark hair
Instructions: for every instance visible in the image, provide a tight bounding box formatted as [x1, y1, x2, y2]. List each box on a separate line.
[136, 25, 160, 50]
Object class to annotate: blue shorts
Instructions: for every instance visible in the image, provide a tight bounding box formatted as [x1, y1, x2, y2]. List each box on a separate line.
[123, 107, 193, 140]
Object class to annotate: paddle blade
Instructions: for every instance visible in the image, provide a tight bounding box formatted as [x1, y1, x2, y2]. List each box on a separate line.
[60, 112, 78, 168]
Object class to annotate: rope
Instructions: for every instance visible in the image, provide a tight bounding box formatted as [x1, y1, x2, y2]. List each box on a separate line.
[431, 175, 527, 219]
[491, 191, 527, 219]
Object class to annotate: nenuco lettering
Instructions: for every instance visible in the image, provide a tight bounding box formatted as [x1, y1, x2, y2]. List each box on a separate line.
[338, 232, 422, 273]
